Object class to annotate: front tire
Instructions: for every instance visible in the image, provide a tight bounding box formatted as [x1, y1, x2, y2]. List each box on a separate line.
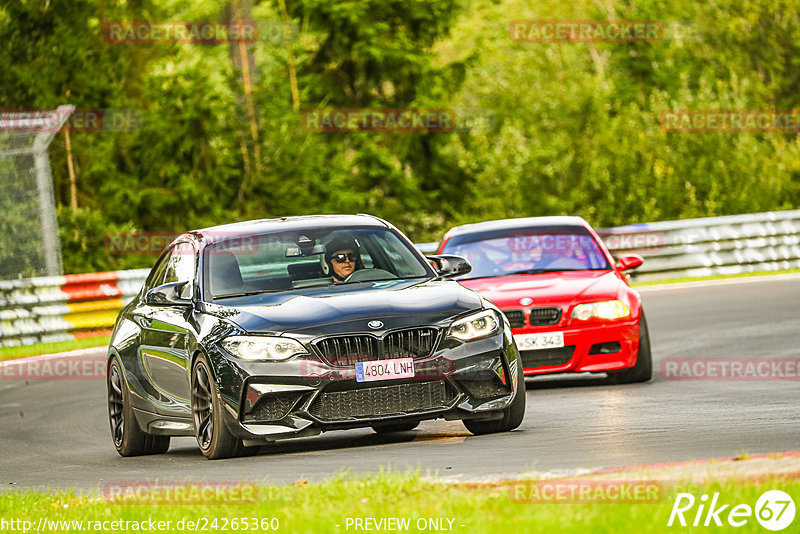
[191, 354, 252, 459]
[107, 357, 170, 456]
[463, 361, 526, 435]
[607, 311, 653, 384]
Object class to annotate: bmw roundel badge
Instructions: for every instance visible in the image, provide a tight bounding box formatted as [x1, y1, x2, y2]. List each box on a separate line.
[368, 320, 384, 330]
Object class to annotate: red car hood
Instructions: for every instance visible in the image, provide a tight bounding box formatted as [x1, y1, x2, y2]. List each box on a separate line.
[458, 270, 623, 309]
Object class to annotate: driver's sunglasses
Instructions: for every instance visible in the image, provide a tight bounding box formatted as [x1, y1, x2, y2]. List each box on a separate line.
[331, 252, 357, 263]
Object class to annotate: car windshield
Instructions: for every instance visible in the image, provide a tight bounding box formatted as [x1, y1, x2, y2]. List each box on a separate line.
[441, 225, 611, 280]
[204, 226, 431, 299]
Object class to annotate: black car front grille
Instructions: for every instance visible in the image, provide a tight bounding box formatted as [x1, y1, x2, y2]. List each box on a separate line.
[384, 328, 438, 358]
[503, 310, 525, 328]
[529, 307, 562, 326]
[520, 345, 575, 368]
[315, 328, 438, 367]
[315, 336, 379, 367]
[308, 380, 458, 421]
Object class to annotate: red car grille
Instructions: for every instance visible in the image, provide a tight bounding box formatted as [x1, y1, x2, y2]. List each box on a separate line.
[502, 310, 525, 328]
[520, 345, 575, 368]
[529, 307, 562, 326]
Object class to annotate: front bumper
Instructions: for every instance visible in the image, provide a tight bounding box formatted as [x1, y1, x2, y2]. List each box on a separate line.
[206, 326, 521, 442]
[515, 319, 641, 376]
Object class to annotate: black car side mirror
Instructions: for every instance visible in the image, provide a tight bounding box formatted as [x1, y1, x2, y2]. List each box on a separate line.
[144, 281, 192, 306]
[426, 255, 472, 279]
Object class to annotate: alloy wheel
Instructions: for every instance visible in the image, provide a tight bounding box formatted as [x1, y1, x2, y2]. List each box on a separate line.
[108, 364, 125, 447]
[192, 363, 214, 450]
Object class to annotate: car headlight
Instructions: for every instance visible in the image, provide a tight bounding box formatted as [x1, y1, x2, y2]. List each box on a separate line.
[571, 300, 630, 321]
[220, 336, 308, 361]
[447, 309, 500, 341]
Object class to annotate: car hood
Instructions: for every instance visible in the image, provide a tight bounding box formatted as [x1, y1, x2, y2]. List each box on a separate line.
[457, 270, 623, 309]
[201, 278, 483, 335]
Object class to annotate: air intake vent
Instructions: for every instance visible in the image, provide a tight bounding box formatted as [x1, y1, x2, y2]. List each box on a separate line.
[308, 381, 458, 422]
[243, 393, 302, 422]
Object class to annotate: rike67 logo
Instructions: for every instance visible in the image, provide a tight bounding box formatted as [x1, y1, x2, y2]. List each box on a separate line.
[668, 490, 795, 531]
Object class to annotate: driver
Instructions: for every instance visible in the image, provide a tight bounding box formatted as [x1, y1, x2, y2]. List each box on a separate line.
[324, 235, 364, 283]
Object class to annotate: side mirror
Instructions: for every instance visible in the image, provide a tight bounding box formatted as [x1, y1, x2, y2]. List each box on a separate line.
[145, 281, 192, 306]
[426, 255, 472, 279]
[616, 254, 644, 272]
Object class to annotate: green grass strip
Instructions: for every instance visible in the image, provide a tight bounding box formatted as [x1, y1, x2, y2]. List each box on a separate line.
[0, 336, 110, 362]
[632, 268, 800, 287]
[0, 472, 797, 533]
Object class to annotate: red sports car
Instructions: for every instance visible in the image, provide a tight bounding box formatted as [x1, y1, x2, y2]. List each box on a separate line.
[437, 216, 651, 383]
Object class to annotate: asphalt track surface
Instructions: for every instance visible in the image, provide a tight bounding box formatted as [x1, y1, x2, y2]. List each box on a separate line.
[2, 275, 799, 491]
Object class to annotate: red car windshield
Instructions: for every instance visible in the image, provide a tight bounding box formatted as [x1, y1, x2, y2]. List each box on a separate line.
[441, 226, 610, 280]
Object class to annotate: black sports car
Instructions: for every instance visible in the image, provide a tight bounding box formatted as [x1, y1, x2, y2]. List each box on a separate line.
[107, 215, 525, 459]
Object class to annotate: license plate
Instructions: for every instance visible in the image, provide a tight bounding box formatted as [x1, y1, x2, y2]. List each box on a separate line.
[355, 358, 415, 382]
[514, 332, 564, 351]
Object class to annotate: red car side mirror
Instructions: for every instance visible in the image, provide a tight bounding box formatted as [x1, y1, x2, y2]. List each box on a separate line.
[616, 254, 644, 272]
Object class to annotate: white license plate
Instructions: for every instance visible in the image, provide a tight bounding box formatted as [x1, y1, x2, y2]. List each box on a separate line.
[355, 358, 415, 382]
[514, 332, 565, 351]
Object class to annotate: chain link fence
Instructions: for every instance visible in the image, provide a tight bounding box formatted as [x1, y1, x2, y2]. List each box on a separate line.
[0, 106, 73, 279]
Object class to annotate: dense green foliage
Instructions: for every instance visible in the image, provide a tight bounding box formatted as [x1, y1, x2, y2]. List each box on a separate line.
[1, 0, 798, 274]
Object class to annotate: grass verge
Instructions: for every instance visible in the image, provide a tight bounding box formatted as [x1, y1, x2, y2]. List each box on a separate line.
[631, 267, 800, 287]
[0, 336, 110, 362]
[0, 472, 797, 533]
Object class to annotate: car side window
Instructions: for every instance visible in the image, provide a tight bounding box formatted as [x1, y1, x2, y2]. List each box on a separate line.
[161, 242, 196, 299]
[144, 252, 172, 293]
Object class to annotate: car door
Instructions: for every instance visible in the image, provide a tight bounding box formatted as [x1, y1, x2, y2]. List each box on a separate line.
[135, 241, 197, 416]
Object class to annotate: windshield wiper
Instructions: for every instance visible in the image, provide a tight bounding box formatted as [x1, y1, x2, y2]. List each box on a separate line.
[213, 289, 277, 299]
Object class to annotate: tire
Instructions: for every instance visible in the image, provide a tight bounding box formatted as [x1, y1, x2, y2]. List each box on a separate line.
[371, 421, 420, 434]
[463, 360, 526, 435]
[107, 357, 170, 456]
[607, 311, 653, 384]
[191, 354, 250, 459]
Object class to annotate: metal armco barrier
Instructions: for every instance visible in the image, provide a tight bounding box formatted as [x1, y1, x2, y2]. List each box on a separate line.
[597, 209, 800, 282]
[1, 210, 799, 346]
[0, 269, 149, 347]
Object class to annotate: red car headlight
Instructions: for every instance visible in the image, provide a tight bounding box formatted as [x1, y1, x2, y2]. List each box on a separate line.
[570, 300, 630, 322]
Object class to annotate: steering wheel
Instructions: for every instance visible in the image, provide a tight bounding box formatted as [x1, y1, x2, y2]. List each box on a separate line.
[344, 268, 396, 283]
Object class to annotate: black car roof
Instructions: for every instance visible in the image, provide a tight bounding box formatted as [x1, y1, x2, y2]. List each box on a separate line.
[177, 214, 389, 247]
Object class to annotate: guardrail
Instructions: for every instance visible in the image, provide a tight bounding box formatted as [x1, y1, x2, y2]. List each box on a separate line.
[596, 209, 800, 282]
[0, 270, 149, 347]
[2, 210, 799, 346]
